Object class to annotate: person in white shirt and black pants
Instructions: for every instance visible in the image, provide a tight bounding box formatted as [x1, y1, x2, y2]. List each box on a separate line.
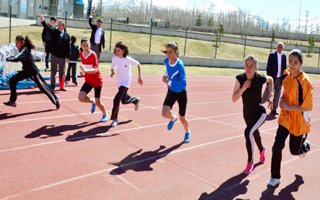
[89, 11, 105, 60]
[266, 42, 287, 115]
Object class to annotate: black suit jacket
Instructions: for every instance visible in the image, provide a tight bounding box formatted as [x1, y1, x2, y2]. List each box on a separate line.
[266, 51, 287, 81]
[89, 17, 105, 50]
[41, 21, 70, 59]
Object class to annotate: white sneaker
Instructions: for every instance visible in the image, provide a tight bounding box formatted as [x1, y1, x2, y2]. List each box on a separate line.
[111, 120, 119, 127]
[267, 178, 280, 187]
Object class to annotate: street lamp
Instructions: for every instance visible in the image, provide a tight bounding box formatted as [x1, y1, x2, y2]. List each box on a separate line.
[9, 0, 17, 43]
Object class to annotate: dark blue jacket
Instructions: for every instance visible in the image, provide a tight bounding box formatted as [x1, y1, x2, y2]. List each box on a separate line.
[89, 17, 105, 50]
[266, 51, 287, 81]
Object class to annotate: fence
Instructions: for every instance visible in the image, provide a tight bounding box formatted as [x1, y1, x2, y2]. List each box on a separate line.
[32, 16, 320, 68]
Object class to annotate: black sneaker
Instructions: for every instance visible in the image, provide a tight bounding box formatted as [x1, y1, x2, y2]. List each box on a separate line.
[4, 101, 17, 107]
[55, 98, 60, 110]
[60, 88, 67, 92]
[299, 141, 311, 157]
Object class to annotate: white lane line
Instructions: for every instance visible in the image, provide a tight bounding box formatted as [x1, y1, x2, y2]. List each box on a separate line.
[0, 133, 247, 200]
[0, 99, 235, 125]
[0, 91, 231, 107]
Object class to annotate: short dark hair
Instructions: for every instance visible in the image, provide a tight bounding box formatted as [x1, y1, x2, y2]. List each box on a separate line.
[114, 41, 129, 57]
[81, 38, 89, 44]
[50, 17, 57, 22]
[97, 19, 103, 23]
[58, 21, 65, 27]
[71, 36, 77, 44]
[289, 49, 303, 63]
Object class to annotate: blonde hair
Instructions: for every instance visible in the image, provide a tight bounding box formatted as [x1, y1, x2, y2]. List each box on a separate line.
[244, 55, 259, 69]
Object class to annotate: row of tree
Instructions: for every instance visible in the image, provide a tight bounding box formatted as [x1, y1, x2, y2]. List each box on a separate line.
[91, 1, 319, 36]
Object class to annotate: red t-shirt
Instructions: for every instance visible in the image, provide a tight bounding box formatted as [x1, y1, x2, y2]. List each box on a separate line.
[80, 51, 103, 87]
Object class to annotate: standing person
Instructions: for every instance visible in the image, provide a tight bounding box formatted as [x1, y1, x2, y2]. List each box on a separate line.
[266, 42, 287, 115]
[78, 39, 108, 122]
[161, 42, 191, 143]
[65, 36, 79, 86]
[267, 49, 313, 187]
[3, 35, 60, 109]
[41, 16, 56, 71]
[89, 10, 105, 60]
[232, 55, 274, 174]
[110, 41, 143, 127]
[39, 14, 70, 91]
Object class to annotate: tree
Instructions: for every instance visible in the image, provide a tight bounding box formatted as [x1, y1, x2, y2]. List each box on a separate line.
[307, 36, 315, 57]
[196, 15, 202, 27]
[218, 24, 224, 36]
[271, 30, 275, 42]
[207, 16, 214, 27]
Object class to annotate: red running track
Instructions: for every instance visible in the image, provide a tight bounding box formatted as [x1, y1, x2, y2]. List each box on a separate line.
[0, 75, 319, 200]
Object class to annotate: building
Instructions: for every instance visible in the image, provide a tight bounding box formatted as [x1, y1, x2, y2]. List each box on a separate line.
[0, 0, 84, 19]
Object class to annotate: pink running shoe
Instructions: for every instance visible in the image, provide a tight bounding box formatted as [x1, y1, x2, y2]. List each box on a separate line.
[260, 147, 266, 164]
[243, 162, 254, 174]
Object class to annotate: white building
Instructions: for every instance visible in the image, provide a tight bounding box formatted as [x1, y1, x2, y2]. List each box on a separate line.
[0, 0, 84, 19]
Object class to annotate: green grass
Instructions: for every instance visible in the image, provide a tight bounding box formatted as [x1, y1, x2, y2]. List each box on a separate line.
[1, 25, 319, 67]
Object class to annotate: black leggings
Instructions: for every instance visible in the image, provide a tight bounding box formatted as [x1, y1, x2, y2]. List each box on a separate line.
[244, 113, 267, 163]
[111, 86, 139, 120]
[271, 125, 308, 179]
[9, 70, 58, 105]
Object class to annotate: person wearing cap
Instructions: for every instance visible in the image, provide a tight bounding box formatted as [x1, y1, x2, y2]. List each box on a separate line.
[266, 42, 287, 115]
[41, 16, 57, 70]
[89, 10, 105, 60]
[267, 49, 313, 187]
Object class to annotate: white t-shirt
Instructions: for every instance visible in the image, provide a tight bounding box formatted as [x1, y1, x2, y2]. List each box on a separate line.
[277, 52, 282, 78]
[111, 56, 140, 88]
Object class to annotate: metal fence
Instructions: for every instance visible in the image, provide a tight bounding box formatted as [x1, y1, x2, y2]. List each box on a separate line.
[104, 18, 320, 67]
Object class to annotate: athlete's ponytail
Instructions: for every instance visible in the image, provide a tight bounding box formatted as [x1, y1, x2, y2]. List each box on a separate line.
[15, 35, 35, 50]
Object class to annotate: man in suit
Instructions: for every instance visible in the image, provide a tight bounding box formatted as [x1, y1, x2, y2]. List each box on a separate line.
[41, 17, 56, 70]
[266, 42, 287, 115]
[89, 11, 105, 60]
[40, 15, 70, 91]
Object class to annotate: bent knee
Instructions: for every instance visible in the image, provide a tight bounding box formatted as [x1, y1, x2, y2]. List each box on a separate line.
[179, 116, 187, 122]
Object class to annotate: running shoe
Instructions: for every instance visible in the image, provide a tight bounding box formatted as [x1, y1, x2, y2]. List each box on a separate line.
[167, 115, 178, 131]
[243, 162, 254, 174]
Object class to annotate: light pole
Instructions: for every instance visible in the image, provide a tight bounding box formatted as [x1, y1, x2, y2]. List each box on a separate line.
[298, 0, 302, 32]
[149, 0, 153, 26]
[9, 0, 17, 43]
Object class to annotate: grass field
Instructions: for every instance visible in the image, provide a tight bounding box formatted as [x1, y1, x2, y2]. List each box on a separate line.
[1, 25, 320, 67]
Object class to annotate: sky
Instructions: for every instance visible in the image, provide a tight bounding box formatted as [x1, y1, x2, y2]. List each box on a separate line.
[91, 0, 319, 22]
[188, 0, 319, 22]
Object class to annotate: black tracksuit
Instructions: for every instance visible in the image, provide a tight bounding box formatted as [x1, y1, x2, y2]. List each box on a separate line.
[6, 46, 59, 106]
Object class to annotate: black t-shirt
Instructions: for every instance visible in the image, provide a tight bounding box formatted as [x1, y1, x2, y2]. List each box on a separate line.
[236, 73, 267, 118]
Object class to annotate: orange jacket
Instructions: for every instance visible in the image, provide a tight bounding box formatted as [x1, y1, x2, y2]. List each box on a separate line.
[278, 70, 313, 136]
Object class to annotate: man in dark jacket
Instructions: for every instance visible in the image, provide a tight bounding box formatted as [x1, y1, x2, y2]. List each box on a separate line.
[40, 15, 70, 91]
[41, 16, 56, 70]
[266, 42, 287, 115]
[89, 10, 105, 60]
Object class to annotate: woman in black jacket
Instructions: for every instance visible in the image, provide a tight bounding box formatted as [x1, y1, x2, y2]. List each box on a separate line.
[4, 35, 60, 109]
